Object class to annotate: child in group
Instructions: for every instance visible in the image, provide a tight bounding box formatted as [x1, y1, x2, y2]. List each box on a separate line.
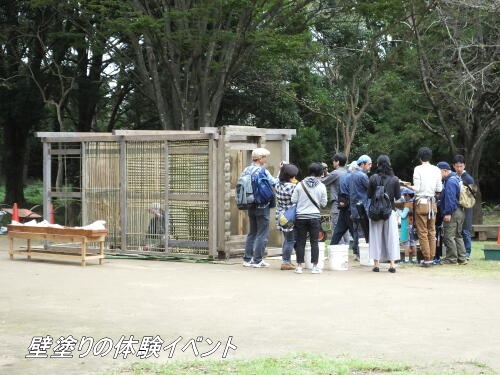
[396, 188, 418, 264]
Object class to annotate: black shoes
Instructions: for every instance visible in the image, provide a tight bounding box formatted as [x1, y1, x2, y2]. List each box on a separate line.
[372, 266, 396, 273]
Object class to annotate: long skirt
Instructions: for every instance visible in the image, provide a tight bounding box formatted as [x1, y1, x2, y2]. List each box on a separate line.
[369, 210, 400, 261]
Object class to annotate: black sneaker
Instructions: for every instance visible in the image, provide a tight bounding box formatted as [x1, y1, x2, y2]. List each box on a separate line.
[420, 262, 432, 268]
[388, 267, 396, 273]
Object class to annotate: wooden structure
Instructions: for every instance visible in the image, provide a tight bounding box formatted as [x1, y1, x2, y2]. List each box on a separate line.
[37, 126, 296, 259]
[472, 224, 500, 241]
[8, 225, 106, 266]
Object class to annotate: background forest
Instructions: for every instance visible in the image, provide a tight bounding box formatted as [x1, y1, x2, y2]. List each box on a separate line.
[0, 0, 499, 222]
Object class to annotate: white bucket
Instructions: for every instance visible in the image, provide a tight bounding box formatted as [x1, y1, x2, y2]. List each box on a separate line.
[328, 244, 349, 271]
[305, 242, 325, 269]
[359, 242, 374, 266]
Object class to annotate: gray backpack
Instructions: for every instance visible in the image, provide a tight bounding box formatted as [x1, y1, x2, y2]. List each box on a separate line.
[235, 169, 257, 210]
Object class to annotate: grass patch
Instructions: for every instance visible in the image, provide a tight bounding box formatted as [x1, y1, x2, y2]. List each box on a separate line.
[433, 240, 500, 276]
[397, 240, 500, 276]
[104, 353, 495, 375]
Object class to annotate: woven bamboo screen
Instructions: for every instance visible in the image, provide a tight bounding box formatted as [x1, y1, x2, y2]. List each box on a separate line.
[124, 139, 210, 255]
[83, 142, 120, 248]
[167, 140, 209, 255]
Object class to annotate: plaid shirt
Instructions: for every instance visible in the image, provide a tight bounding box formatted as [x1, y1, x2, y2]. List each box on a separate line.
[275, 181, 297, 232]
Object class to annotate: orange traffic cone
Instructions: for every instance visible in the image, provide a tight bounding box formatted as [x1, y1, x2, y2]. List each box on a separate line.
[49, 204, 55, 224]
[12, 203, 19, 223]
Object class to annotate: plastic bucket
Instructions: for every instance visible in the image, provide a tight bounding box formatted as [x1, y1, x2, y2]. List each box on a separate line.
[305, 242, 325, 269]
[359, 242, 374, 266]
[328, 244, 349, 271]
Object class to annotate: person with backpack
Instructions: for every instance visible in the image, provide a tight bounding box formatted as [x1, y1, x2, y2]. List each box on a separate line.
[367, 155, 401, 273]
[275, 163, 299, 270]
[452, 155, 476, 260]
[436, 161, 468, 265]
[291, 163, 327, 274]
[241, 148, 279, 268]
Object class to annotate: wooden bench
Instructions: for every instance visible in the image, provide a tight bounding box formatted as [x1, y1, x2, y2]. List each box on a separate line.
[8, 225, 107, 267]
[472, 224, 500, 241]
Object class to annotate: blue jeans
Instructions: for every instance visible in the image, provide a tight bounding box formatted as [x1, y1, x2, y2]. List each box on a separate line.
[282, 230, 295, 264]
[243, 205, 270, 264]
[463, 229, 472, 256]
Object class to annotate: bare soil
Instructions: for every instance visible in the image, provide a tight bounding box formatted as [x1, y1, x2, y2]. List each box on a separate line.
[1, 236, 499, 374]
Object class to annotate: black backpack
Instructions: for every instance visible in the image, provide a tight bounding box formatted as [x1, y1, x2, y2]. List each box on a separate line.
[368, 175, 393, 221]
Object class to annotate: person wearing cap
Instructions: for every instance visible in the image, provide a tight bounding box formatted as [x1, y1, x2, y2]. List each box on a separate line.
[242, 148, 279, 268]
[275, 163, 299, 270]
[437, 161, 468, 265]
[330, 160, 357, 250]
[406, 147, 442, 267]
[347, 154, 372, 260]
[397, 188, 418, 264]
[321, 153, 349, 244]
[452, 154, 475, 260]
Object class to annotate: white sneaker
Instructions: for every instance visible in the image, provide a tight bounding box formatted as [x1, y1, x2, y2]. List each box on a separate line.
[311, 266, 321, 274]
[242, 261, 253, 267]
[252, 260, 270, 268]
[295, 266, 303, 274]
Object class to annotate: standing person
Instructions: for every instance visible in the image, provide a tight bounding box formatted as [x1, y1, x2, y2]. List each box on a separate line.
[452, 155, 475, 260]
[349, 155, 372, 260]
[406, 147, 442, 268]
[275, 163, 299, 270]
[242, 148, 279, 268]
[321, 153, 348, 244]
[396, 188, 418, 263]
[144, 202, 166, 251]
[291, 162, 328, 274]
[437, 161, 468, 265]
[330, 161, 357, 250]
[367, 155, 401, 273]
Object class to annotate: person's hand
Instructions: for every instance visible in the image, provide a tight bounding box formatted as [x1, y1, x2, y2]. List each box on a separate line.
[443, 214, 451, 222]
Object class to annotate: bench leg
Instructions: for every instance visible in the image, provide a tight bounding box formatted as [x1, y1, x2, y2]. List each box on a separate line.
[99, 240, 104, 265]
[81, 239, 87, 267]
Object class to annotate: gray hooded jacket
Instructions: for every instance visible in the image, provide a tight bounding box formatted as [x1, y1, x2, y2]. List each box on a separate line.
[291, 176, 327, 219]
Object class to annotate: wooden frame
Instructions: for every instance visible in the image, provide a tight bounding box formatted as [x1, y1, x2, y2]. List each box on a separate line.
[36, 126, 296, 259]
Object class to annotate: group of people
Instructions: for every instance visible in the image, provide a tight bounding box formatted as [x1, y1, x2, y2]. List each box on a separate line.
[241, 146, 475, 274]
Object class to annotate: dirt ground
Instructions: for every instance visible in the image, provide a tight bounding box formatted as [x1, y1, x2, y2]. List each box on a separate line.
[1, 236, 500, 375]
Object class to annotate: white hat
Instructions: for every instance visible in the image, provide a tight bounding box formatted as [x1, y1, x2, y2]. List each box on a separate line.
[251, 148, 271, 160]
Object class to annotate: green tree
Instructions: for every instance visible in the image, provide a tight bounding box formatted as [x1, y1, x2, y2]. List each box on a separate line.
[0, 1, 46, 205]
[290, 126, 326, 176]
[105, 0, 315, 130]
[300, 0, 408, 159]
[407, 0, 500, 221]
